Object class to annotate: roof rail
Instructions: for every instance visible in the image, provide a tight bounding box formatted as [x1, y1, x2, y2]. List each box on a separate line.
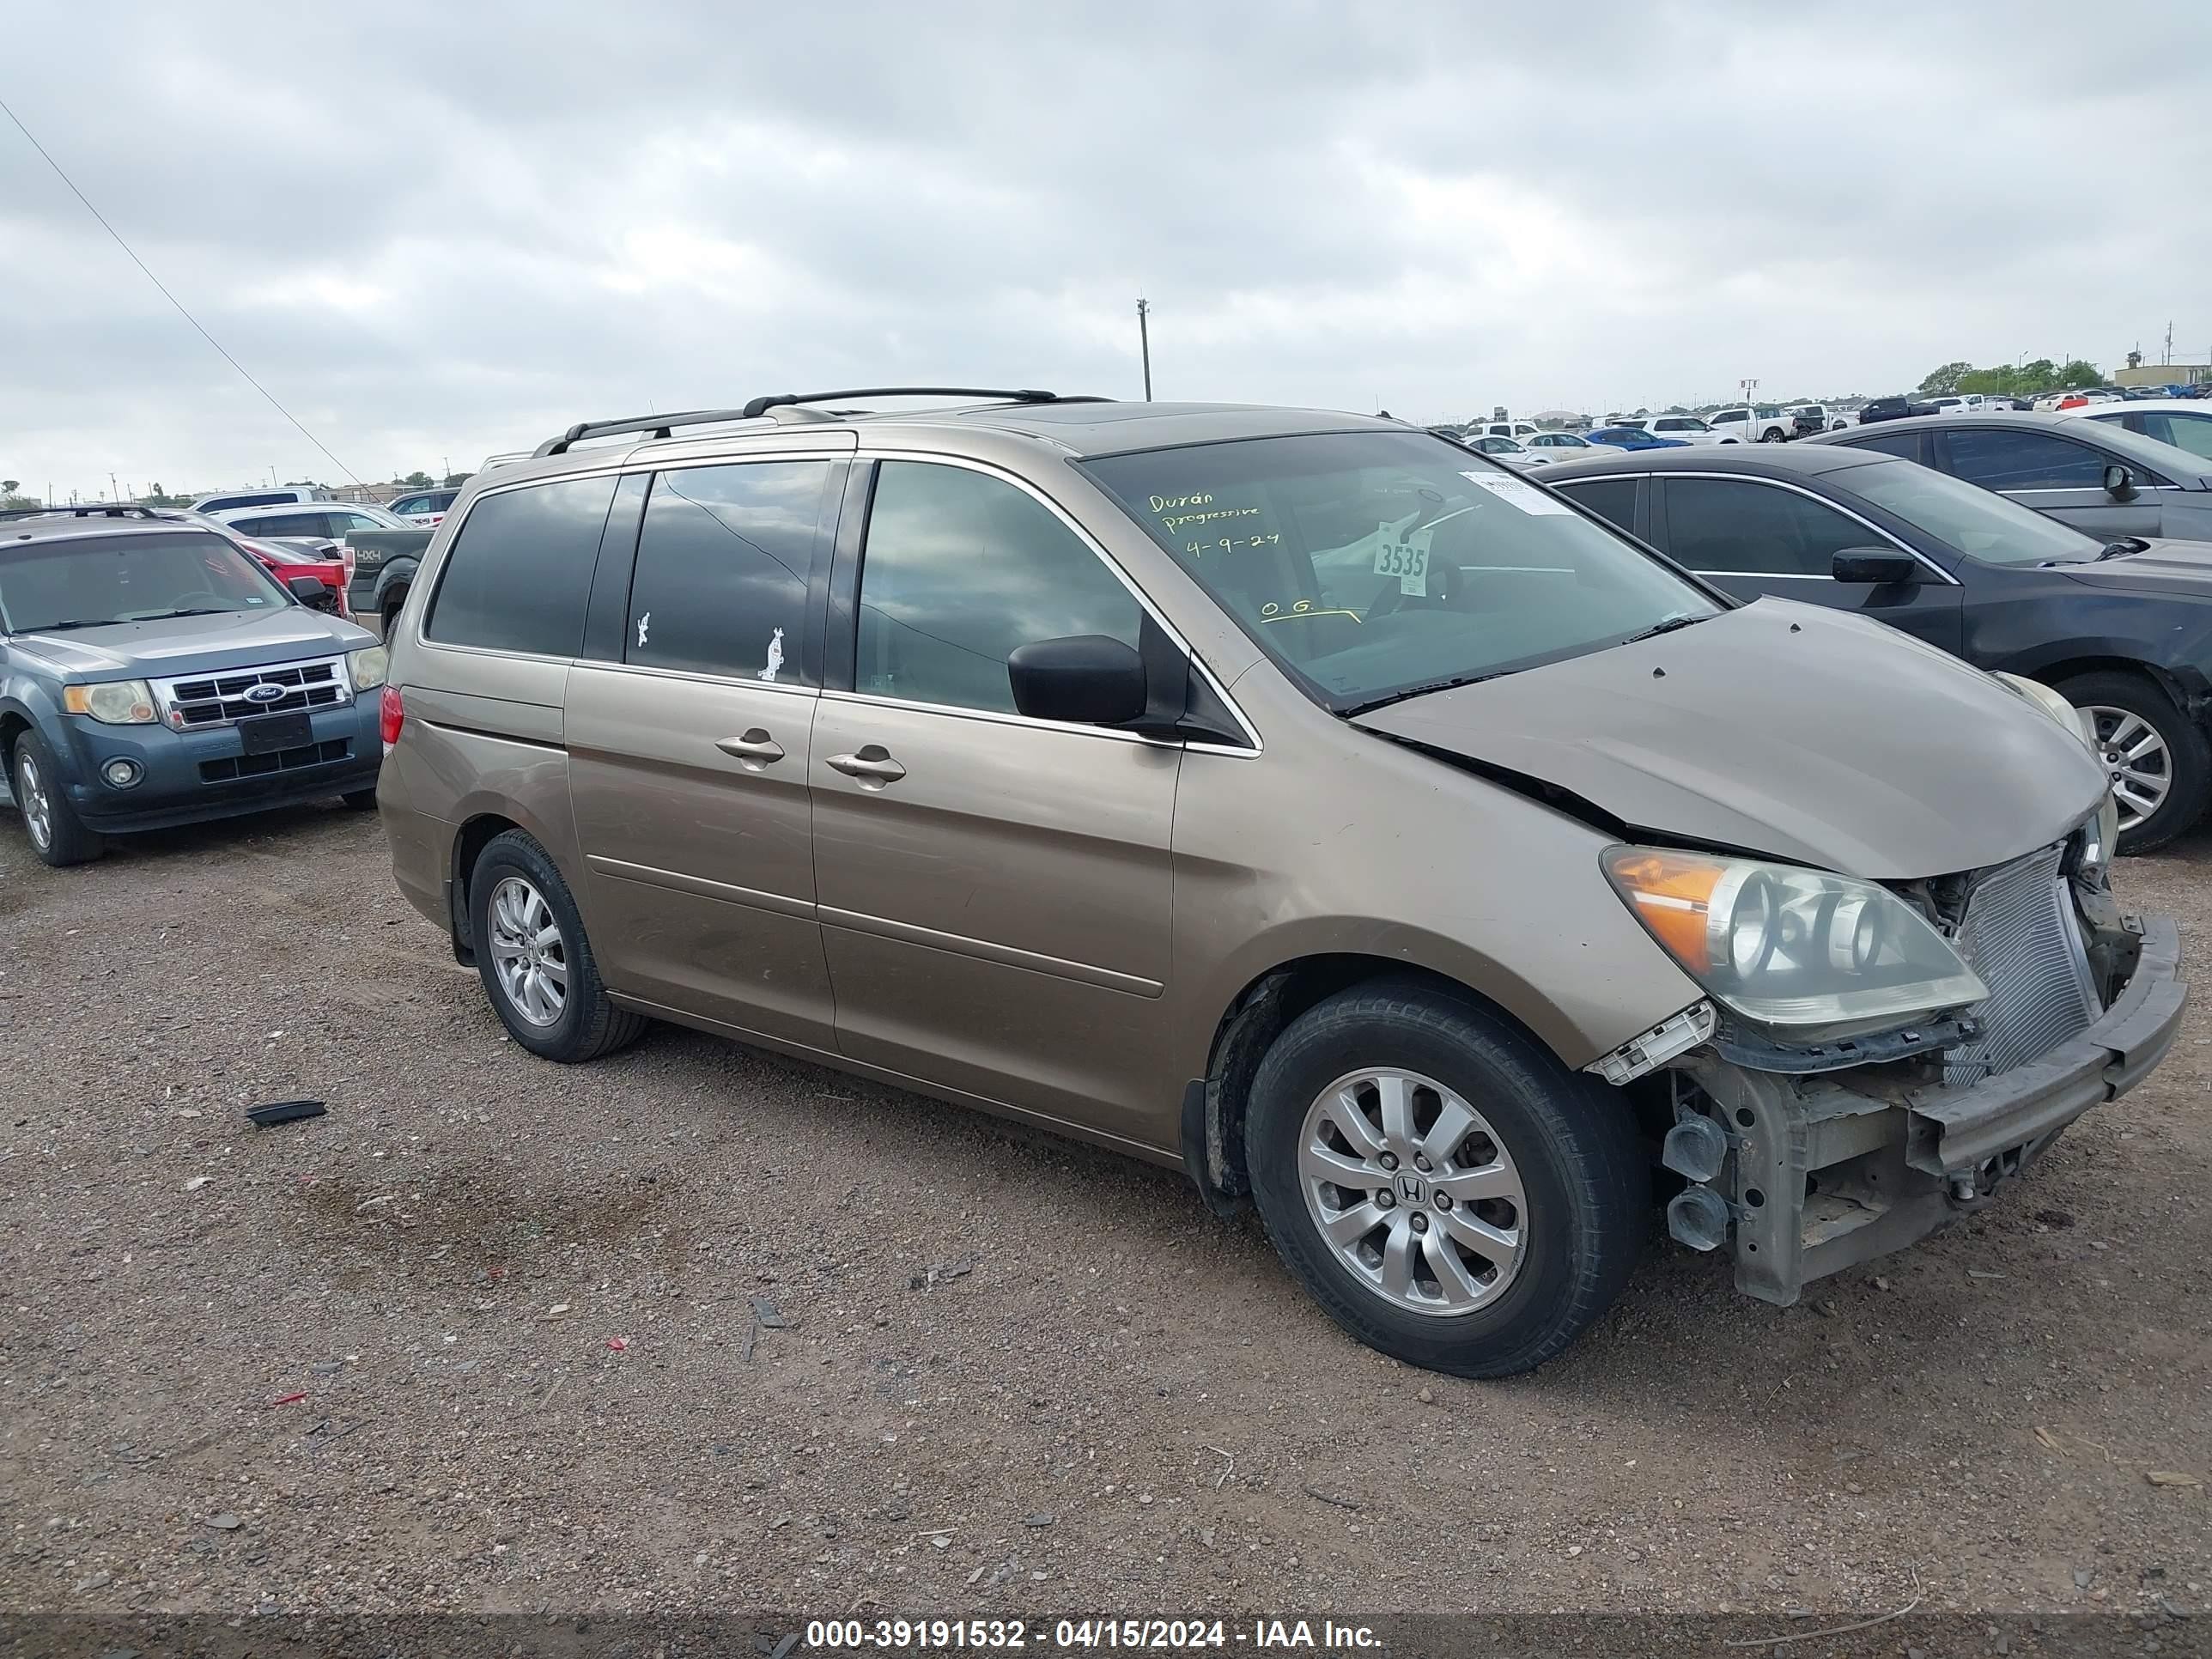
[0, 503, 162, 522]
[534, 408, 757, 459]
[738, 387, 1090, 419]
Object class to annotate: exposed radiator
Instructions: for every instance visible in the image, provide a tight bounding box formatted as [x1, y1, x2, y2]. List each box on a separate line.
[1942, 843, 2100, 1086]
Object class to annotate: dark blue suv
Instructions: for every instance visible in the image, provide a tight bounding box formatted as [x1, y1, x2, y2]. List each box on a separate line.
[1, 518, 386, 866]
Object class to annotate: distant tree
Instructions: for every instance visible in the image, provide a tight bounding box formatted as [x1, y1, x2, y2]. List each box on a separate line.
[402, 470, 433, 488]
[1, 480, 18, 495]
[441, 471, 471, 487]
[1917, 361, 1973, 397]
[2057, 358, 2101, 388]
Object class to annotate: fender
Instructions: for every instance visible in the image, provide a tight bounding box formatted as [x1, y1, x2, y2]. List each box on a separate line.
[371, 556, 421, 617]
[0, 684, 76, 788]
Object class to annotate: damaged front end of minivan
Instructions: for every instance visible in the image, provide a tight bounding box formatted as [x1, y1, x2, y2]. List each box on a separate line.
[1589, 804, 2184, 1305]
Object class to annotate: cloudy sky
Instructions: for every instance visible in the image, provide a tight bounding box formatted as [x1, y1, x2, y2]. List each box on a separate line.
[3, 1, 2207, 500]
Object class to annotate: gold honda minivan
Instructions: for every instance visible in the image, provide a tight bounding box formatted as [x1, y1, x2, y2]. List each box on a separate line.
[378, 391, 2185, 1376]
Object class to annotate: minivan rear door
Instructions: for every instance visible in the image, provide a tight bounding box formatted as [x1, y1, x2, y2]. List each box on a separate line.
[565, 458, 846, 1052]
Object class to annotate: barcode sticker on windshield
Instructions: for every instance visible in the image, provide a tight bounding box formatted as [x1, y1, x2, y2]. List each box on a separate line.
[1461, 471, 1573, 514]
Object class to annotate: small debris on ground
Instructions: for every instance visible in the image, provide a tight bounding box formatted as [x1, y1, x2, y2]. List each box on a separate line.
[246, 1098, 327, 1129]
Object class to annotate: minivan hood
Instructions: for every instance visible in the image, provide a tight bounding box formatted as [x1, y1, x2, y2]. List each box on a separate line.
[1351, 599, 2106, 880]
[8, 606, 374, 681]
[2060, 538, 2212, 595]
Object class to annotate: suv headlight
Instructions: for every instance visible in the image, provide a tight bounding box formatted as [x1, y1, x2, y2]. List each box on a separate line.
[64, 680, 157, 724]
[1602, 847, 1986, 1037]
[348, 646, 389, 691]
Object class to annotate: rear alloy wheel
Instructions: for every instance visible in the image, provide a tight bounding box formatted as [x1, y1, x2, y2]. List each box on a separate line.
[1246, 979, 1648, 1377]
[467, 829, 646, 1061]
[1759, 427, 1786, 442]
[12, 732, 104, 867]
[2058, 671, 2210, 854]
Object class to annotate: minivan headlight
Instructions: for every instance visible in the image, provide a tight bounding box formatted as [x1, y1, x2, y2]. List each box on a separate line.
[64, 680, 157, 724]
[348, 646, 389, 691]
[1601, 847, 1986, 1036]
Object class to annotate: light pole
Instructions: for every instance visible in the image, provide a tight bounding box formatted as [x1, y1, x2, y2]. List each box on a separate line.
[1136, 298, 1153, 401]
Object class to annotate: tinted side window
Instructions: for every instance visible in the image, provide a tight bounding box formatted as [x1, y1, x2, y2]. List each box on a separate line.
[1663, 479, 1871, 577]
[625, 462, 829, 683]
[856, 462, 1140, 715]
[2140, 411, 2212, 462]
[425, 476, 615, 656]
[1556, 477, 1638, 533]
[1849, 431, 1923, 462]
[1942, 428, 2106, 489]
[249, 513, 331, 538]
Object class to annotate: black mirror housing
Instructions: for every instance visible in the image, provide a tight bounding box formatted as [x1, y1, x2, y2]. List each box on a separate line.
[1832, 547, 1922, 585]
[1007, 635, 1148, 726]
[2104, 462, 2137, 500]
[286, 574, 337, 611]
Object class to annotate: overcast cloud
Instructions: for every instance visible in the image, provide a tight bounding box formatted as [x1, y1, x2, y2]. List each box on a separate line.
[3, 0, 2208, 498]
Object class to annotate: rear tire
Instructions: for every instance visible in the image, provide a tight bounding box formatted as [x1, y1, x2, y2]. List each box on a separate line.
[1244, 978, 1648, 1378]
[467, 829, 645, 1061]
[1759, 428, 1786, 442]
[380, 588, 408, 638]
[2057, 670, 2209, 854]
[342, 788, 380, 811]
[12, 731, 105, 867]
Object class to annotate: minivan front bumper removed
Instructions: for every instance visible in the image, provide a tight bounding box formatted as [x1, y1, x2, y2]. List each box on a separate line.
[1674, 915, 2184, 1306]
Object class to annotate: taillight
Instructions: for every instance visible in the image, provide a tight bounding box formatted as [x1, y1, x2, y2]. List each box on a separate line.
[340, 542, 356, 580]
[379, 684, 404, 746]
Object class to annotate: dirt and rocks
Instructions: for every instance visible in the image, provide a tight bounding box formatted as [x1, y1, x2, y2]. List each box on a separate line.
[1, 803, 2206, 1631]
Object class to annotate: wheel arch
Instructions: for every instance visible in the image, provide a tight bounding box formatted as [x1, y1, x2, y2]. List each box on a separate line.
[1183, 949, 1624, 1214]
[447, 810, 530, 963]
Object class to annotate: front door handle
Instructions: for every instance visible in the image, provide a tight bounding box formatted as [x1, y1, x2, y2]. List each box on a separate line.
[826, 746, 907, 787]
[715, 729, 786, 769]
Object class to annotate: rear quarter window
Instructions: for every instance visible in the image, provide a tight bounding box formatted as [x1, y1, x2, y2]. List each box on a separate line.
[1553, 477, 1638, 532]
[424, 476, 617, 657]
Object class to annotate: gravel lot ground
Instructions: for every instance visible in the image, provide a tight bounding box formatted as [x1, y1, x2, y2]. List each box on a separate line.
[2, 801, 2207, 1630]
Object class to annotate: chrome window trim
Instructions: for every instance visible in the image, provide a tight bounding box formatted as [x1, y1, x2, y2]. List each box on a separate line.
[848, 447, 1263, 756]
[568, 659, 820, 699]
[409, 440, 1264, 756]
[1625, 469, 1961, 586]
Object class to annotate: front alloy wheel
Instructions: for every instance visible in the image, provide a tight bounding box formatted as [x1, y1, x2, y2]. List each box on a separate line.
[1298, 1068, 1527, 1314]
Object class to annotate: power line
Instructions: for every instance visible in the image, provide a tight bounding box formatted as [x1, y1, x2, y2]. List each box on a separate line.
[0, 94, 364, 487]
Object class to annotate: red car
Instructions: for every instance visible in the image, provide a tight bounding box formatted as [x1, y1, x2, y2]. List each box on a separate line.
[0, 503, 351, 617]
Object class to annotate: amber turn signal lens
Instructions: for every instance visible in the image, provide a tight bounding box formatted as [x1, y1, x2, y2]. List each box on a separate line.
[1601, 848, 1724, 971]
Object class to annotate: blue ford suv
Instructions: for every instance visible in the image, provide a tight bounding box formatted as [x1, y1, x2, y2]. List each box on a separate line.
[1, 517, 387, 866]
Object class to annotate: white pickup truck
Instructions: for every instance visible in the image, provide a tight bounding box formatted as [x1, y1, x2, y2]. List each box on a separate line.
[1707, 404, 1794, 442]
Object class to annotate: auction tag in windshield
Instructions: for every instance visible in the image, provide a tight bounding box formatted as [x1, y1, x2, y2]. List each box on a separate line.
[1372, 523, 1430, 596]
[1461, 471, 1573, 514]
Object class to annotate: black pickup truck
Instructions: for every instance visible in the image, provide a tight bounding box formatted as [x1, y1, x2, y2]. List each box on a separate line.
[345, 529, 435, 635]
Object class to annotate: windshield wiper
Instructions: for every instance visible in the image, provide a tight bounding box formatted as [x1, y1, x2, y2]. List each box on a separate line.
[124, 607, 233, 621]
[1343, 671, 1510, 716]
[25, 619, 107, 632]
[1616, 612, 1711, 645]
[2096, 538, 2151, 561]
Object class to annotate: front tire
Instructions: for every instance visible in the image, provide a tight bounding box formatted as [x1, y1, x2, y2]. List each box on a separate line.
[467, 830, 645, 1061]
[1245, 979, 1648, 1378]
[12, 731, 105, 867]
[342, 788, 380, 811]
[2057, 670, 2209, 854]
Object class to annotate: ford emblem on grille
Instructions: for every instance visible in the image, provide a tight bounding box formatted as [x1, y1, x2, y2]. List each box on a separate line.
[244, 683, 287, 704]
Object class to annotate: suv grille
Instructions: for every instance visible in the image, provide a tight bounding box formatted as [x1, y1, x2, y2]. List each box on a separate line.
[200, 738, 352, 782]
[1942, 844, 2100, 1086]
[154, 658, 348, 728]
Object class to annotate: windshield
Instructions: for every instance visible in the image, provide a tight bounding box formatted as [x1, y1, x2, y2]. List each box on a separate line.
[0, 531, 293, 632]
[1838, 459, 2105, 566]
[1081, 430, 1720, 712]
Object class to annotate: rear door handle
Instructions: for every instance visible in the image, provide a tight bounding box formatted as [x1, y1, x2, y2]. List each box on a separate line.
[826, 746, 906, 787]
[715, 729, 786, 769]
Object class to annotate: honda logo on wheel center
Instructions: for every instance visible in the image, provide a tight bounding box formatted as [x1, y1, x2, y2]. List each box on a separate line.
[1396, 1172, 1426, 1205]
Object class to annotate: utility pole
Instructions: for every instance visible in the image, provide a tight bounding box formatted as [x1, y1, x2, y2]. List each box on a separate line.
[1136, 298, 1153, 400]
[109, 471, 119, 504]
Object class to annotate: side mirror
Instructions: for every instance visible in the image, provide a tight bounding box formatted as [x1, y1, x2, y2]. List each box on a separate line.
[287, 574, 337, 611]
[2104, 462, 2137, 500]
[1007, 635, 1147, 726]
[1832, 547, 1922, 585]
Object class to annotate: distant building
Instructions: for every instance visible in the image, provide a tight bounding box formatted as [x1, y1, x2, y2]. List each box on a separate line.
[2115, 362, 2208, 389]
